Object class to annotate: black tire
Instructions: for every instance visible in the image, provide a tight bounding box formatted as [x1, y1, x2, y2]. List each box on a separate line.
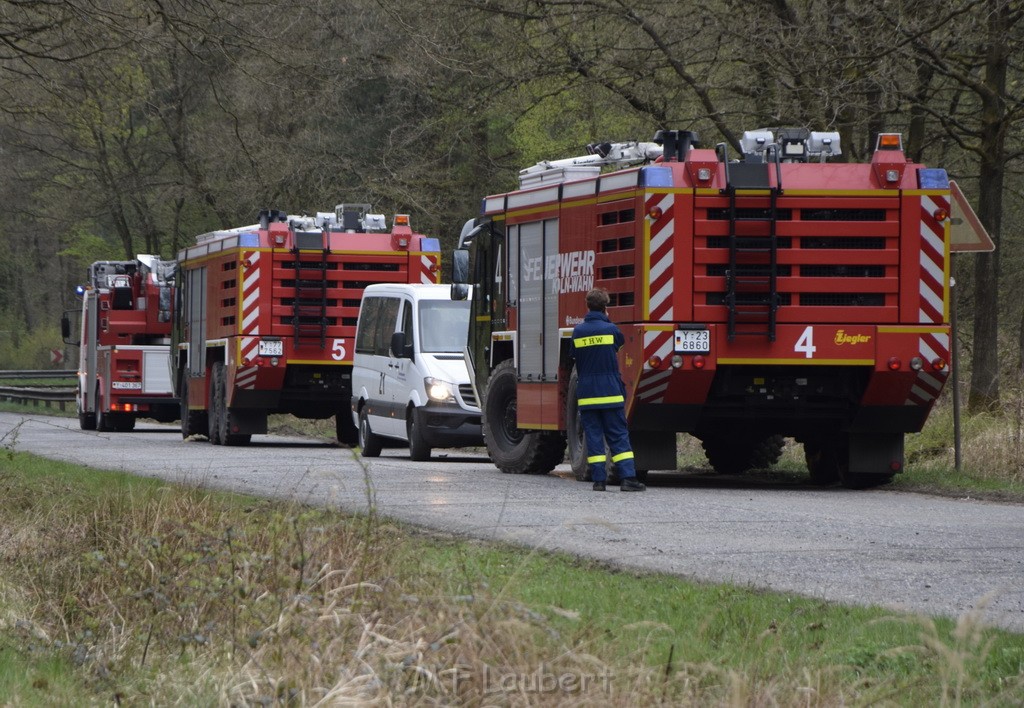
[358, 406, 382, 457]
[180, 373, 208, 439]
[211, 362, 251, 446]
[208, 364, 223, 445]
[565, 368, 590, 481]
[78, 394, 96, 431]
[407, 410, 432, 461]
[482, 360, 565, 475]
[336, 409, 358, 446]
[702, 434, 785, 475]
[804, 439, 842, 486]
[95, 388, 111, 432]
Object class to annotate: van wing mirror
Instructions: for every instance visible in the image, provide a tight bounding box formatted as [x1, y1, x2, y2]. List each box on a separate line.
[390, 331, 413, 359]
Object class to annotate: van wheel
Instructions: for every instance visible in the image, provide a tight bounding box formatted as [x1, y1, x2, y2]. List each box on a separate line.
[359, 407, 382, 457]
[407, 410, 432, 461]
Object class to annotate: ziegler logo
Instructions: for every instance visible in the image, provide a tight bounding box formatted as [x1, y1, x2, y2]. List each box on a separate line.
[834, 330, 872, 346]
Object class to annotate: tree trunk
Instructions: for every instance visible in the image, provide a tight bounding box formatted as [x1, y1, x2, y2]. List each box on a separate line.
[967, 0, 1010, 412]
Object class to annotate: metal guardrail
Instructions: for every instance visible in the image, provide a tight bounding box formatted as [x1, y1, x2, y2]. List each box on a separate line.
[0, 370, 76, 411]
[0, 369, 76, 380]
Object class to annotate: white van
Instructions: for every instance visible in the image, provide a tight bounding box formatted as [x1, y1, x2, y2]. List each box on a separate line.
[351, 283, 482, 460]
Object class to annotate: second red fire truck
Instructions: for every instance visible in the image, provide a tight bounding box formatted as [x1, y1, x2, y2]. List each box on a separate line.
[453, 129, 976, 488]
[173, 204, 440, 445]
[62, 255, 178, 432]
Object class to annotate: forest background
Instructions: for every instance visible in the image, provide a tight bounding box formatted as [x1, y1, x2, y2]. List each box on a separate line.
[0, 0, 1020, 412]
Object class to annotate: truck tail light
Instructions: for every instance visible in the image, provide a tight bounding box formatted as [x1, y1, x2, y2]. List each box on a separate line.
[932, 358, 947, 371]
[692, 355, 706, 369]
[648, 355, 662, 369]
[887, 357, 901, 371]
[648, 206, 663, 220]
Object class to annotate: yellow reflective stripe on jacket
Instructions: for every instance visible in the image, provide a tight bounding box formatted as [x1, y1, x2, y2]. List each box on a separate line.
[574, 334, 615, 348]
[587, 454, 606, 464]
[578, 394, 625, 407]
[612, 451, 635, 462]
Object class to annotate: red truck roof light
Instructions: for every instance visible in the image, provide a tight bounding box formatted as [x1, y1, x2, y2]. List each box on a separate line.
[876, 133, 903, 151]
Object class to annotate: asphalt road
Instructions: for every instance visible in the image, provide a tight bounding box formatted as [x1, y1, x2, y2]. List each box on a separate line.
[3, 412, 1023, 633]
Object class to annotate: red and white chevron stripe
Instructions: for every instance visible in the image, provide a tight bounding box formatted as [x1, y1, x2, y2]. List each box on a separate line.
[418, 253, 439, 284]
[646, 193, 675, 321]
[238, 250, 261, 390]
[636, 329, 674, 403]
[918, 196, 948, 324]
[235, 366, 258, 390]
[905, 332, 950, 406]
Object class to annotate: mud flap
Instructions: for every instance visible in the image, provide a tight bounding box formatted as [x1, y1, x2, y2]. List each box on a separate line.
[630, 430, 677, 472]
[848, 432, 903, 476]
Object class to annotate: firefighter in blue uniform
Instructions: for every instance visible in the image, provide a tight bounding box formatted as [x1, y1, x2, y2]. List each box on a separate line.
[571, 288, 646, 492]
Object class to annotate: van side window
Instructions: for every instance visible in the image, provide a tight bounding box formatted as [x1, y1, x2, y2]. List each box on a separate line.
[355, 298, 381, 354]
[399, 300, 414, 348]
[374, 297, 401, 356]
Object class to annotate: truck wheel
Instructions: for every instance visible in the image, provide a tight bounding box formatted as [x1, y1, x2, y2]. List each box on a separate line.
[804, 439, 842, 486]
[78, 396, 96, 431]
[702, 434, 785, 475]
[336, 409, 358, 446]
[95, 388, 112, 432]
[358, 406, 382, 457]
[180, 374, 208, 439]
[211, 362, 251, 446]
[482, 359, 566, 475]
[407, 410, 432, 462]
[208, 364, 224, 445]
[565, 368, 591, 481]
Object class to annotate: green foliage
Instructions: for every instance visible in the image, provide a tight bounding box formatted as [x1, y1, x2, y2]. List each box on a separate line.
[57, 225, 120, 272]
[0, 314, 65, 369]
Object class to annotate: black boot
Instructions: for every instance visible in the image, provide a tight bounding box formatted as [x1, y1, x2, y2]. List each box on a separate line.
[592, 482, 606, 491]
[620, 477, 646, 492]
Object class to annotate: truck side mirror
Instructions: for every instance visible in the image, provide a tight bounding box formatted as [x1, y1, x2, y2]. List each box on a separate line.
[451, 248, 469, 285]
[60, 313, 72, 344]
[450, 283, 469, 301]
[390, 331, 413, 360]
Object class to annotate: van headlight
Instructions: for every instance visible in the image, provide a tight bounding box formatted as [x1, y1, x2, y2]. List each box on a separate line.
[425, 377, 456, 402]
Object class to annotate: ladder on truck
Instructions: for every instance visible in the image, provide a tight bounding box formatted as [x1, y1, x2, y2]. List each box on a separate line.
[290, 230, 330, 348]
[718, 143, 783, 341]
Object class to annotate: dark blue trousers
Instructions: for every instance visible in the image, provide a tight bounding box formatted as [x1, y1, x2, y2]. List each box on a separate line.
[581, 407, 636, 483]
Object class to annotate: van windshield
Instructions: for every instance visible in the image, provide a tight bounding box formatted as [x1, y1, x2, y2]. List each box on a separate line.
[418, 300, 471, 353]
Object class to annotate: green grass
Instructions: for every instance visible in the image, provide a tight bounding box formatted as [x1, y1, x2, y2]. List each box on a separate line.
[0, 447, 1020, 704]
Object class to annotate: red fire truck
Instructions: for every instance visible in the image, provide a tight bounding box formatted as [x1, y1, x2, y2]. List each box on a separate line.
[452, 129, 967, 487]
[62, 255, 178, 432]
[173, 204, 440, 445]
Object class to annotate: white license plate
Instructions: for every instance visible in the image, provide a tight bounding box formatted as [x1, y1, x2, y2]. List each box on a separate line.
[111, 381, 142, 390]
[259, 340, 283, 356]
[674, 329, 710, 353]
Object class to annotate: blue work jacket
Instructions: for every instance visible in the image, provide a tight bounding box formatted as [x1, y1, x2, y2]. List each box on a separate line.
[571, 311, 626, 409]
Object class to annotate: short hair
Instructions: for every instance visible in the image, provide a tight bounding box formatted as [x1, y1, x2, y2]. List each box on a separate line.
[586, 288, 610, 311]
